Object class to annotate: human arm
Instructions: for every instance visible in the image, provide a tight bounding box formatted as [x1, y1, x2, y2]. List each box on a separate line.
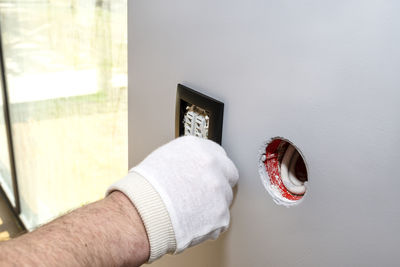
[0, 191, 149, 267]
[0, 136, 239, 266]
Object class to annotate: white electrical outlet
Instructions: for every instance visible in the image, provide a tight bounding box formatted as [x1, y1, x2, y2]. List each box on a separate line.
[183, 105, 209, 139]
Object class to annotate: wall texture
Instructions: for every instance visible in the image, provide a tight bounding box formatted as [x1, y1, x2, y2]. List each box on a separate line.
[128, 1, 400, 266]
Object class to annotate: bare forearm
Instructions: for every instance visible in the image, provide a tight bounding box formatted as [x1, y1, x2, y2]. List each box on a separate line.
[0, 192, 149, 267]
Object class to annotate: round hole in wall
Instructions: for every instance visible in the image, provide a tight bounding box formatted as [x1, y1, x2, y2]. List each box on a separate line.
[259, 137, 308, 206]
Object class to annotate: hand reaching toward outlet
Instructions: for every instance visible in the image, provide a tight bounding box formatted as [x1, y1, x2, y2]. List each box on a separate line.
[0, 136, 238, 267]
[107, 135, 239, 262]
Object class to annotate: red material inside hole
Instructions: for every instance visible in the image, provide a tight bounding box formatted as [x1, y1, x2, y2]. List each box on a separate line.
[264, 139, 306, 201]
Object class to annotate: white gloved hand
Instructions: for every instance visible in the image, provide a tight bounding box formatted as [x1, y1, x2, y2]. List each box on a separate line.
[107, 136, 239, 262]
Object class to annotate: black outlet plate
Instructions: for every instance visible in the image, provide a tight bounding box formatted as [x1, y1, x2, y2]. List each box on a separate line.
[175, 84, 224, 144]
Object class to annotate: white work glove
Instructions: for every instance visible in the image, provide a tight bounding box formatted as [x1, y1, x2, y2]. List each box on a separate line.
[107, 136, 239, 262]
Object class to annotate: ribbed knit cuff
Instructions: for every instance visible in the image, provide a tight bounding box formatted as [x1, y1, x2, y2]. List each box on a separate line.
[106, 171, 177, 262]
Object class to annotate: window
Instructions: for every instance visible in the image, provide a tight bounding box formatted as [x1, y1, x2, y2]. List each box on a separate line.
[0, 0, 127, 229]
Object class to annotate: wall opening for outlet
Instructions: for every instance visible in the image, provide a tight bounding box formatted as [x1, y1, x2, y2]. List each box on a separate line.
[259, 138, 308, 206]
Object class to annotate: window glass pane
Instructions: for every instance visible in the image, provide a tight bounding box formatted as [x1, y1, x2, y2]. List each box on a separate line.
[0, 0, 127, 229]
[0, 84, 14, 207]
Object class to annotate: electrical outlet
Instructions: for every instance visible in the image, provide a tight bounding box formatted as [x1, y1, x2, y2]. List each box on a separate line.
[183, 105, 209, 138]
[175, 84, 224, 144]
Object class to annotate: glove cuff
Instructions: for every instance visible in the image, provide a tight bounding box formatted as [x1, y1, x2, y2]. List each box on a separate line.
[106, 171, 177, 262]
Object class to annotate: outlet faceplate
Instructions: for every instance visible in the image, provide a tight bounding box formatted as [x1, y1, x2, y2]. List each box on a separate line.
[175, 84, 224, 144]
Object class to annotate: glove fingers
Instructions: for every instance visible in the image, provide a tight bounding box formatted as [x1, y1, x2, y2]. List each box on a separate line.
[187, 136, 239, 188]
[222, 156, 239, 188]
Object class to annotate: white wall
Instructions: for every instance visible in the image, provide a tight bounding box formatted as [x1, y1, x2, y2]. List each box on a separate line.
[128, 1, 400, 266]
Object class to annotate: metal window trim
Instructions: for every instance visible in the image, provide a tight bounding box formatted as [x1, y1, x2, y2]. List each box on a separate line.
[0, 21, 22, 215]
